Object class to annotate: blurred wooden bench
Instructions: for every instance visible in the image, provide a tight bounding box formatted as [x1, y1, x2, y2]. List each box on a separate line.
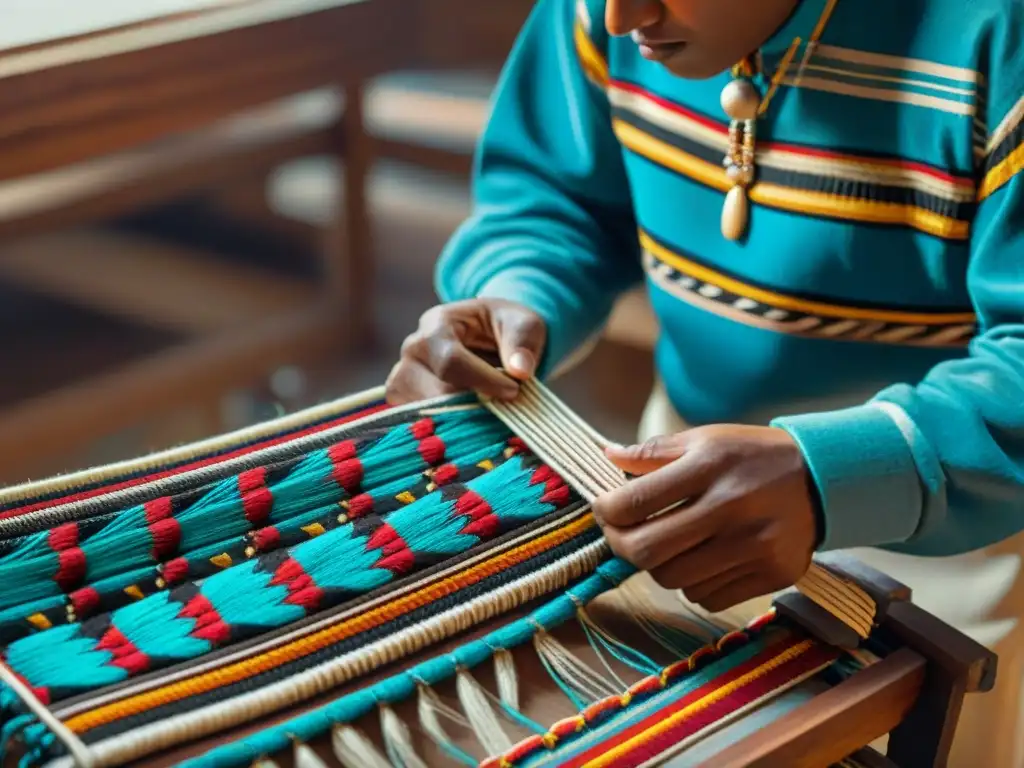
[0, 0, 406, 480]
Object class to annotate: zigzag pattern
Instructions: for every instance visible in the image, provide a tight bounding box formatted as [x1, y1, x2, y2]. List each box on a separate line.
[0, 410, 508, 615]
[3, 452, 575, 703]
[0, 440, 518, 642]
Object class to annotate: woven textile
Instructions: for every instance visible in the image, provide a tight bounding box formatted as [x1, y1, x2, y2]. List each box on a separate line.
[0, 387, 880, 768]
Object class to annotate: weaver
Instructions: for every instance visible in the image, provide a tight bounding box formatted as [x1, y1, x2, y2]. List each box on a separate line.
[0, 382, 995, 767]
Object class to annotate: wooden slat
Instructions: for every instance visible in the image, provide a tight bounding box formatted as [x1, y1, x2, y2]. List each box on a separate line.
[0, 230, 318, 334]
[0, 91, 338, 239]
[0, 0, 407, 179]
[0, 303, 341, 484]
[705, 648, 927, 768]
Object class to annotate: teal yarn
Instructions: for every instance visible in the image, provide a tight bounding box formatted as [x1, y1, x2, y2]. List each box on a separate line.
[0, 409, 510, 613]
[175, 559, 636, 768]
[0, 439, 512, 647]
[3, 453, 569, 699]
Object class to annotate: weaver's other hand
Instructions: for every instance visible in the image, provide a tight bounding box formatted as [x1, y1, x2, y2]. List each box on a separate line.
[593, 425, 820, 613]
[386, 299, 547, 405]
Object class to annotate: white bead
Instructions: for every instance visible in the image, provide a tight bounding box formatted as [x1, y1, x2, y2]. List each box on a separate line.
[720, 79, 761, 121]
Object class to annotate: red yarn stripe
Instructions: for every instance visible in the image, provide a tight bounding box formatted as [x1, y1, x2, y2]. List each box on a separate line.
[54, 548, 87, 592]
[269, 557, 325, 612]
[69, 587, 101, 618]
[47, 522, 79, 552]
[144, 497, 180, 560]
[587, 644, 839, 768]
[178, 594, 231, 645]
[365, 523, 416, 574]
[238, 467, 273, 525]
[558, 637, 834, 768]
[96, 626, 150, 676]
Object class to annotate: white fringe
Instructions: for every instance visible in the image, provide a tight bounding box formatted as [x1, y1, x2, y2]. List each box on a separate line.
[455, 669, 513, 755]
[331, 724, 391, 768]
[380, 704, 427, 768]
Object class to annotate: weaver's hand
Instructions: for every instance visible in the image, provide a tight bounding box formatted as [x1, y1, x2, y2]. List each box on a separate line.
[593, 425, 820, 613]
[386, 299, 547, 405]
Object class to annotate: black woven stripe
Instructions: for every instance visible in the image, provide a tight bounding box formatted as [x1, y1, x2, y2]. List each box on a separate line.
[615, 108, 969, 220]
[54, 502, 588, 711]
[641, 227, 975, 317]
[984, 118, 1024, 174]
[0, 403, 456, 538]
[0, 399, 392, 515]
[78, 526, 603, 743]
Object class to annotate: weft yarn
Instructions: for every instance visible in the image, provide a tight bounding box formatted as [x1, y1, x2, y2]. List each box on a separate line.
[3, 452, 574, 703]
[0, 410, 507, 613]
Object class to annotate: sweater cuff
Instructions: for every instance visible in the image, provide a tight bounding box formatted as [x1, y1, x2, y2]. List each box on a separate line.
[771, 404, 923, 552]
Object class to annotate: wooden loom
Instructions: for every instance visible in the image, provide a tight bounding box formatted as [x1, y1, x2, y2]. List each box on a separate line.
[0, 381, 995, 768]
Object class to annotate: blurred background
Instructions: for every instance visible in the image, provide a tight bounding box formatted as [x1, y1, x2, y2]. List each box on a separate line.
[0, 0, 659, 485]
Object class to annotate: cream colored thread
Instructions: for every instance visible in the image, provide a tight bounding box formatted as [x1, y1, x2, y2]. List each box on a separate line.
[0, 386, 387, 505]
[380, 703, 428, 768]
[533, 629, 620, 703]
[292, 739, 330, 768]
[417, 684, 469, 758]
[0, 388, 439, 536]
[575, 608, 634, 689]
[331, 724, 391, 768]
[455, 668, 514, 754]
[484, 381, 875, 639]
[0, 661, 96, 768]
[68, 542, 608, 767]
[493, 649, 519, 712]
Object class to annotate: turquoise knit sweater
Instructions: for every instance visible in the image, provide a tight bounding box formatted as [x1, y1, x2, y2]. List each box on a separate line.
[436, 0, 1024, 557]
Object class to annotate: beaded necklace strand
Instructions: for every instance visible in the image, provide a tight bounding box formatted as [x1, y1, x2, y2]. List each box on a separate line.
[719, 0, 839, 240]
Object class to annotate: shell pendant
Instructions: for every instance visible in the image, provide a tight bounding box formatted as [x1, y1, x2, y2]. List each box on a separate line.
[721, 185, 749, 242]
[719, 78, 761, 241]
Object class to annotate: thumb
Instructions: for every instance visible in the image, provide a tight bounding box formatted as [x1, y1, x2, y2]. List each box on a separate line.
[492, 306, 547, 380]
[605, 433, 689, 475]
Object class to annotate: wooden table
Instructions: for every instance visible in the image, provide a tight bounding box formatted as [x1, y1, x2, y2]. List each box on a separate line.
[0, 0, 532, 481]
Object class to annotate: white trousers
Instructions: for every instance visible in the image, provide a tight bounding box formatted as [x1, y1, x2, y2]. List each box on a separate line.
[637, 380, 1024, 766]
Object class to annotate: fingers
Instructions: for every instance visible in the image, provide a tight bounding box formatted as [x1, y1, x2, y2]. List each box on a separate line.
[686, 573, 774, 614]
[592, 452, 713, 528]
[403, 328, 518, 401]
[384, 360, 459, 405]
[491, 306, 547, 380]
[599, 497, 718, 571]
[605, 433, 690, 475]
[647, 537, 748, 591]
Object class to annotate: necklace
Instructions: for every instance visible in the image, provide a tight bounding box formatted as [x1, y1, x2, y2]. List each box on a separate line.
[719, 0, 839, 241]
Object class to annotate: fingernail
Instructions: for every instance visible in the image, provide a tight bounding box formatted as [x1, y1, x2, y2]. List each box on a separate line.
[508, 350, 535, 376]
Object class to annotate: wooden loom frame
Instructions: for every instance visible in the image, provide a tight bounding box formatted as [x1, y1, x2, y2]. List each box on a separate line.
[707, 555, 997, 768]
[0, 383, 999, 768]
